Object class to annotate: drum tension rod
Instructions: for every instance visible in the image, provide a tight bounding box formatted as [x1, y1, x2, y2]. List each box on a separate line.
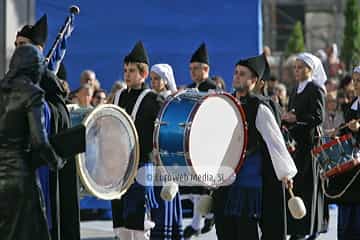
[155, 119, 168, 126]
[178, 122, 192, 128]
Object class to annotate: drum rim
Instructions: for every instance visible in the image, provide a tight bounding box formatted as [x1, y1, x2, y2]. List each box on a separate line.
[312, 133, 352, 155]
[184, 91, 248, 187]
[76, 104, 140, 200]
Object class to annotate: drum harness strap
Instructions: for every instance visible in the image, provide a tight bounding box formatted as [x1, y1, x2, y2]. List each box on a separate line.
[114, 88, 153, 120]
[131, 89, 153, 120]
[113, 88, 126, 107]
[321, 168, 360, 199]
[114, 88, 159, 213]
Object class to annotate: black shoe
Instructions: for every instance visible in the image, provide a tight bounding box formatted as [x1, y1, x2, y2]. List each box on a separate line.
[201, 217, 215, 234]
[306, 234, 319, 240]
[289, 235, 306, 240]
[184, 225, 200, 239]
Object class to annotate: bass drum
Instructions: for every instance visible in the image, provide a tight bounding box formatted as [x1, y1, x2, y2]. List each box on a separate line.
[153, 89, 247, 188]
[68, 104, 139, 200]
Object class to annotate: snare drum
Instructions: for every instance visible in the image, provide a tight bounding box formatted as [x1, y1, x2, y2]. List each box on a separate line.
[312, 134, 360, 178]
[153, 90, 247, 187]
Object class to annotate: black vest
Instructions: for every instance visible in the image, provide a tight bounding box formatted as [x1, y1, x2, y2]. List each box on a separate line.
[233, 93, 270, 154]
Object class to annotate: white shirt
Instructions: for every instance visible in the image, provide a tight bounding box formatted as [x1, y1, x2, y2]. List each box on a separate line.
[351, 97, 360, 110]
[297, 78, 312, 94]
[255, 104, 298, 180]
[159, 90, 172, 99]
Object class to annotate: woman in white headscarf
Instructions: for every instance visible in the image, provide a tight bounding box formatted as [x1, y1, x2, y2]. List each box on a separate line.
[149, 63, 183, 240]
[281, 52, 327, 240]
[150, 64, 177, 98]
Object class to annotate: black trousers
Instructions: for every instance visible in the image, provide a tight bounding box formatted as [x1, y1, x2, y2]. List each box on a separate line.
[215, 214, 259, 240]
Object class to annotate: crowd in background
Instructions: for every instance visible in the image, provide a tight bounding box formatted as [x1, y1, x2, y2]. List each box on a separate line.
[264, 43, 355, 135]
[60, 43, 354, 138]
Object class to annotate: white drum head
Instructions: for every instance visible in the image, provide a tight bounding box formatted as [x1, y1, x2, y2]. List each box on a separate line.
[77, 104, 139, 200]
[188, 94, 246, 187]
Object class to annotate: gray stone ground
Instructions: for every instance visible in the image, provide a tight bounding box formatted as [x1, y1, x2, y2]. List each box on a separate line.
[81, 207, 338, 240]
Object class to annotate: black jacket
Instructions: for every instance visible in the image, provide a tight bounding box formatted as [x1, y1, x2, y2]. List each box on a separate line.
[187, 78, 217, 92]
[40, 64, 79, 240]
[112, 86, 163, 230]
[40, 69, 70, 133]
[116, 87, 164, 164]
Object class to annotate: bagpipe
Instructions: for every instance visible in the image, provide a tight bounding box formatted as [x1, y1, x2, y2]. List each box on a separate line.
[45, 5, 80, 74]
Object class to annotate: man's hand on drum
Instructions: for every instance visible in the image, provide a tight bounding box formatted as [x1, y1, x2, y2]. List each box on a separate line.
[281, 112, 297, 123]
[282, 176, 294, 189]
[348, 119, 360, 132]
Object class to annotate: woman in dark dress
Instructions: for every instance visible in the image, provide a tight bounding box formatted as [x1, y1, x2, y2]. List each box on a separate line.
[282, 53, 327, 240]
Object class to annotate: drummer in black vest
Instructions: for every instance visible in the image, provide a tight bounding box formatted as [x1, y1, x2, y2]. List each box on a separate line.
[255, 54, 289, 239]
[15, 15, 78, 240]
[111, 41, 164, 240]
[187, 43, 217, 92]
[328, 65, 360, 240]
[183, 42, 217, 238]
[213, 54, 297, 240]
[282, 53, 327, 240]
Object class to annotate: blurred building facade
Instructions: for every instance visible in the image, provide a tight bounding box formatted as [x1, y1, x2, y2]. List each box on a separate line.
[263, 0, 346, 52]
[0, 0, 35, 78]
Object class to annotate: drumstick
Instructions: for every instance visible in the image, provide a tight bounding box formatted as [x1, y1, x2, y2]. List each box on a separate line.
[288, 187, 306, 219]
[325, 118, 360, 134]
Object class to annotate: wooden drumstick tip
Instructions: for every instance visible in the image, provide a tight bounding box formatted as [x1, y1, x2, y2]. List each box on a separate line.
[288, 187, 295, 198]
[69, 5, 80, 15]
[288, 186, 307, 219]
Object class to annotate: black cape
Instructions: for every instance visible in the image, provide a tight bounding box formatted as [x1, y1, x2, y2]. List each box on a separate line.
[40, 70, 80, 240]
[0, 45, 62, 240]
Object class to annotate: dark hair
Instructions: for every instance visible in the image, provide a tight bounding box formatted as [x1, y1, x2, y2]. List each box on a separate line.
[211, 75, 226, 90]
[270, 75, 277, 82]
[93, 88, 106, 98]
[339, 75, 352, 89]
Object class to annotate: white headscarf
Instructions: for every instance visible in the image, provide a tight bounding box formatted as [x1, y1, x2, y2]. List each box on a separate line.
[150, 64, 177, 93]
[353, 65, 360, 74]
[331, 43, 339, 63]
[316, 49, 327, 62]
[296, 52, 327, 91]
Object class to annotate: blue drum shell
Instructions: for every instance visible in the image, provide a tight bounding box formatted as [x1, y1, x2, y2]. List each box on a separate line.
[156, 95, 199, 177]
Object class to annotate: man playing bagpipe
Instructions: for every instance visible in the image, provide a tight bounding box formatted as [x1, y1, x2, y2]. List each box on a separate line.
[15, 13, 80, 240]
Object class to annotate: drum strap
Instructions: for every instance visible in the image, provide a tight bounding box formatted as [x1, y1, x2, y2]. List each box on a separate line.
[113, 88, 153, 121]
[113, 88, 126, 105]
[131, 89, 152, 120]
[322, 168, 360, 199]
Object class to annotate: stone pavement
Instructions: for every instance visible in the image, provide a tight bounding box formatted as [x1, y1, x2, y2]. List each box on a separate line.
[81, 207, 338, 240]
